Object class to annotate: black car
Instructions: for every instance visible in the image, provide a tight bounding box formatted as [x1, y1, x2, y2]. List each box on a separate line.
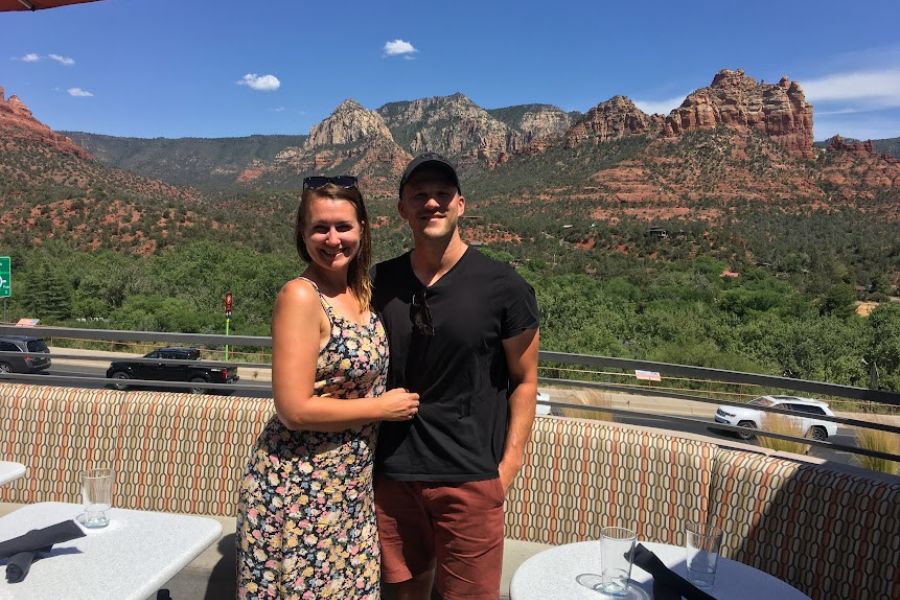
[106, 347, 239, 394]
[0, 335, 52, 374]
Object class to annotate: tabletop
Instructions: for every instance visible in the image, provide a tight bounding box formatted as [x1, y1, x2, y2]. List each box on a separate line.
[510, 540, 811, 600]
[0, 462, 25, 486]
[0, 502, 222, 600]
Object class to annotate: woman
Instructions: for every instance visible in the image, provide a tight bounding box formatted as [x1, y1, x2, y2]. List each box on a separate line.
[236, 176, 420, 599]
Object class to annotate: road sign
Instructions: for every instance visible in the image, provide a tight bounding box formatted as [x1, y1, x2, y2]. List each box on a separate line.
[0, 256, 10, 298]
[225, 292, 233, 316]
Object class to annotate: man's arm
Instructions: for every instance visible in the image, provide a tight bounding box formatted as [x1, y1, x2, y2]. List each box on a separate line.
[498, 327, 540, 492]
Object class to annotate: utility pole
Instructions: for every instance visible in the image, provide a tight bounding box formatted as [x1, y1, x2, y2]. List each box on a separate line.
[224, 292, 233, 361]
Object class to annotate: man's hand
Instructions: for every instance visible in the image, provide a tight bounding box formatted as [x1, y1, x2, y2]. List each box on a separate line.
[498, 459, 520, 493]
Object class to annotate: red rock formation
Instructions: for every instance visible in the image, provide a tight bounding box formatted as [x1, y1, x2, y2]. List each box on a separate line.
[820, 135, 900, 196]
[825, 135, 881, 157]
[0, 86, 92, 159]
[566, 96, 663, 147]
[662, 69, 814, 158]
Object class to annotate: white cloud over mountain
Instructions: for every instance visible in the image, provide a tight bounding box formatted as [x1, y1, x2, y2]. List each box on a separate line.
[237, 73, 281, 92]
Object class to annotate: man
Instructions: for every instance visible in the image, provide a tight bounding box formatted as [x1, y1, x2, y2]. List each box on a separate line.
[372, 153, 540, 600]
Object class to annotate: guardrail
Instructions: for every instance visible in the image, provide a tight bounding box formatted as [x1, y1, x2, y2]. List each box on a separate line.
[2, 324, 898, 465]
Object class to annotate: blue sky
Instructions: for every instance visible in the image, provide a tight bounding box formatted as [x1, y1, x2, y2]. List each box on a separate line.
[3, 0, 900, 141]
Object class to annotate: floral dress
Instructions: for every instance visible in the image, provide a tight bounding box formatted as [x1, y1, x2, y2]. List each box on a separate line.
[236, 280, 388, 599]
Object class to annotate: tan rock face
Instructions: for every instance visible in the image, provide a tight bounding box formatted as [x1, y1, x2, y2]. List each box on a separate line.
[565, 96, 663, 147]
[378, 93, 511, 165]
[0, 86, 92, 159]
[305, 99, 395, 148]
[499, 105, 574, 153]
[241, 99, 412, 196]
[662, 69, 814, 158]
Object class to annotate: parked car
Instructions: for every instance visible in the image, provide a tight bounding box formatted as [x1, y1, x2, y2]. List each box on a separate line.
[106, 347, 239, 394]
[714, 395, 838, 441]
[0, 335, 51, 374]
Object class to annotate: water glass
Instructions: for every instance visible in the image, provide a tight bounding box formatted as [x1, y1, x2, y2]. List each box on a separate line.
[685, 522, 723, 588]
[79, 468, 113, 528]
[599, 526, 636, 595]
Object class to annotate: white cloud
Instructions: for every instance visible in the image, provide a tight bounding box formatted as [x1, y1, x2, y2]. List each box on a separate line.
[634, 95, 686, 116]
[19, 53, 40, 62]
[67, 87, 93, 97]
[237, 73, 280, 92]
[384, 39, 417, 57]
[272, 106, 285, 112]
[803, 68, 900, 108]
[48, 53, 75, 66]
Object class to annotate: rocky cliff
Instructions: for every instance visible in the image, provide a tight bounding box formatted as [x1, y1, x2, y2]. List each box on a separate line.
[566, 96, 664, 147]
[0, 86, 91, 159]
[238, 99, 411, 195]
[488, 104, 576, 153]
[378, 93, 511, 165]
[662, 69, 814, 158]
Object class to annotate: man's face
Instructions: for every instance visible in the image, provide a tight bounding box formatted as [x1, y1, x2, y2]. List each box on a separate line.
[398, 167, 465, 242]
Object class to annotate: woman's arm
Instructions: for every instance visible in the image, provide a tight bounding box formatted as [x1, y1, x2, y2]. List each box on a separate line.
[272, 279, 418, 432]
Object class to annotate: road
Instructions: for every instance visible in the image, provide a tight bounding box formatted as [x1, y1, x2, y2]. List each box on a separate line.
[613, 412, 861, 468]
[14, 364, 863, 468]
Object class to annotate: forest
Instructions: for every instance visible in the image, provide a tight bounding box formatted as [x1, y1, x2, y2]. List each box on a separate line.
[4, 192, 899, 393]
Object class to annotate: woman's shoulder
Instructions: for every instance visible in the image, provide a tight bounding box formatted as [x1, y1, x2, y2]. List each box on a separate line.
[277, 277, 323, 311]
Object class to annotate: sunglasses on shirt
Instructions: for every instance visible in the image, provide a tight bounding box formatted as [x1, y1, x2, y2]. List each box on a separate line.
[410, 289, 434, 337]
[302, 175, 358, 190]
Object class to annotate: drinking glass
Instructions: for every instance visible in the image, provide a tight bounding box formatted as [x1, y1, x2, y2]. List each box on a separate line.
[685, 522, 723, 588]
[599, 526, 636, 595]
[78, 468, 113, 528]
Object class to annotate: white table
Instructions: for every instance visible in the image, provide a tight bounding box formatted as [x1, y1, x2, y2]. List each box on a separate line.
[0, 502, 222, 600]
[0, 462, 25, 486]
[510, 540, 811, 600]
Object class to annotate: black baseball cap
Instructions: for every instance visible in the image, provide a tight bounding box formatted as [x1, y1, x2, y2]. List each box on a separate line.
[398, 152, 461, 196]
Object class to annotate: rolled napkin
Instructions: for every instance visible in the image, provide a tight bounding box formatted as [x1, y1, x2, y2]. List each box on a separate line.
[625, 543, 718, 600]
[6, 551, 40, 583]
[0, 520, 85, 560]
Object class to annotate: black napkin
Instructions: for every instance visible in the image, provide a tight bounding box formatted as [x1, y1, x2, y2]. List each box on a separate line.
[0, 520, 85, 583]
[0, 520, 85, 560]
[6, 550, 42, 583]
[625, 543, 717, 600]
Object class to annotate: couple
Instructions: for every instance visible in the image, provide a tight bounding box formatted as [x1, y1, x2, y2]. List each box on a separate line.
[236, 153, 541, 600]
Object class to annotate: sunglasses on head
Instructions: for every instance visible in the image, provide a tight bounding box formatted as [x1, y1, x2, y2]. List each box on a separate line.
[302, 175, 358, 190]
[410, 289, 434, 337]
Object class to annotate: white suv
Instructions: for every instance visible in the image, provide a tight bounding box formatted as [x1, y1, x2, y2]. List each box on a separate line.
[714, 395, 838, 441]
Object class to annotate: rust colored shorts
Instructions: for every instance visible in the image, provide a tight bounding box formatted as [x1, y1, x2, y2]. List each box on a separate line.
[375, 477, 506, 600]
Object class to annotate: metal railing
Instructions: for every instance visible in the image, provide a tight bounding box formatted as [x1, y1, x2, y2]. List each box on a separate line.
[1, 324, 898, 465]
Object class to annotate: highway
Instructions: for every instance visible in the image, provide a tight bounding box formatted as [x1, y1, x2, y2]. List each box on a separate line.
[17, 361, 865, 469]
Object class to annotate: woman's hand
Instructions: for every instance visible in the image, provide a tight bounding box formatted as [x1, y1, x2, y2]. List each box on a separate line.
[378, 388, 421, 421]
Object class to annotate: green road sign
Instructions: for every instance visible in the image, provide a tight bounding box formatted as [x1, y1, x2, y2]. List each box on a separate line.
[0, 256, 10, 298]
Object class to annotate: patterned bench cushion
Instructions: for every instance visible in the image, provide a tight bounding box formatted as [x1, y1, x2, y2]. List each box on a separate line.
[708, 448, 900, 600]
[0, 383, 122, 505]
[114, 391, 272, 515]
[505, 416, 716, 545]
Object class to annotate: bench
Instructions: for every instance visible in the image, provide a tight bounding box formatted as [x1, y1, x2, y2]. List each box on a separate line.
[1, 383, 897, 599]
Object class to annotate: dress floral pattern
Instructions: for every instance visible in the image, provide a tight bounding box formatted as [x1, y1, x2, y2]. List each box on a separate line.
[237, 280, 388, 599]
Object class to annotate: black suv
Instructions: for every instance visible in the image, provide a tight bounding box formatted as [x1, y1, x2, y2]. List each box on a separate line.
[0, 336, 52, 374]
[106, 347, 239, 394]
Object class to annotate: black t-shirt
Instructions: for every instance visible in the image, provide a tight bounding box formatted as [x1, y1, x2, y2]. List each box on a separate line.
[372, 247, 540, 481]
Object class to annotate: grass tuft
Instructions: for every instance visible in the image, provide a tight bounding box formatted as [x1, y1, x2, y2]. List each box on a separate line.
[757, 413, 811, 455]
[855, 419, 900, 475]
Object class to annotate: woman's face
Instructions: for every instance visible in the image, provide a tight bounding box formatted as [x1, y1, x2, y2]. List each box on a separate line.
[302, 194, 362, 272]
